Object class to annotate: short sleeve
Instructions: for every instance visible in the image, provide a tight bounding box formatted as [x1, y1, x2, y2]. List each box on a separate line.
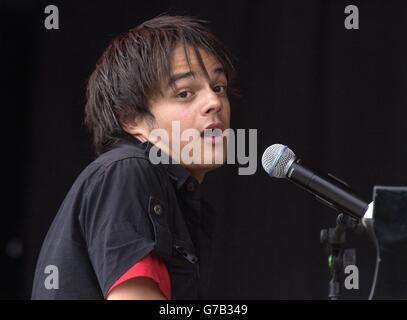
[81, 158, 172, 296]
[106, 252, 171, 299]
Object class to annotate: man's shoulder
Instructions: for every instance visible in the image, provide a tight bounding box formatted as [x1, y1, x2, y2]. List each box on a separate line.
[93, 141, 149, 168]
[74, 141, 168, 195]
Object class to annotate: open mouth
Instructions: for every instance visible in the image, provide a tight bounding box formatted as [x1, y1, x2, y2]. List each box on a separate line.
[200, 128, 224, 144]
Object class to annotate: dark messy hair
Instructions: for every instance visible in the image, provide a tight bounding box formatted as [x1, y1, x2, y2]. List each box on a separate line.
[84, 15, 236, 155]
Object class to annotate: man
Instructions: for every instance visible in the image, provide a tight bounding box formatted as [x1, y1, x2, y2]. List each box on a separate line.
[31, 15, 236, 300]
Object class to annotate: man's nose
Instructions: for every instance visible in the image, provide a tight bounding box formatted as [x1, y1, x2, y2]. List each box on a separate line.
[200, 88, 222, 116]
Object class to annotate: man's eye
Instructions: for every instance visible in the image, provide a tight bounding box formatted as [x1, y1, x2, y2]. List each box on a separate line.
[176, 91, 193, 99]
[213, 85, 227, 93]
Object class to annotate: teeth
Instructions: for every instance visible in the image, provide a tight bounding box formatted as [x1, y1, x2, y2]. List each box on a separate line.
[202, 128, 222, 137]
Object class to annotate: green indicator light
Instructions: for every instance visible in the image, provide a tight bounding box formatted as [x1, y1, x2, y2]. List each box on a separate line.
[328, 255, 333, 269]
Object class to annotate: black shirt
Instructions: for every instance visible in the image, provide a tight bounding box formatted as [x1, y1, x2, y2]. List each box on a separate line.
[31, 136, 216, 299]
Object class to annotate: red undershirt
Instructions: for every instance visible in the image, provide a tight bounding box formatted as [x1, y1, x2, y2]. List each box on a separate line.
[106, 252, 171, 299]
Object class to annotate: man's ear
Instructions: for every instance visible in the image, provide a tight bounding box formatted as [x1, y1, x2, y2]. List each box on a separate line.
[121, 118, 139, 135]
[122, 116, 152, 142]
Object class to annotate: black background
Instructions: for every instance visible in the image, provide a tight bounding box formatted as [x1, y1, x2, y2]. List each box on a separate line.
[2, 0, 406, 299]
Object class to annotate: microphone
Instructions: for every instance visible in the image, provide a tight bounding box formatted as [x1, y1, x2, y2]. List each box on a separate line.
[261, 144, 373, 220]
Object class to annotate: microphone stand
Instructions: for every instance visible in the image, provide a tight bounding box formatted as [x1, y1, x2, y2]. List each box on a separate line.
[320, 213, 360, 300]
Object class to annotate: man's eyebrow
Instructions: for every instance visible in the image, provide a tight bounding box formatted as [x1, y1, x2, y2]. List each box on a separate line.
[212, 66, 225, 77]
[167, 71, 196, 89]
[167, 66, 226, 89]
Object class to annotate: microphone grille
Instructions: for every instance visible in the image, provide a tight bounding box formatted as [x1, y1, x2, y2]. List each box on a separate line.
[262, 144, 296, 178]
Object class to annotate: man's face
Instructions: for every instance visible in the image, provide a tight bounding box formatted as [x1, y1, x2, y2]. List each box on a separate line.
[134, 44, 231, 182]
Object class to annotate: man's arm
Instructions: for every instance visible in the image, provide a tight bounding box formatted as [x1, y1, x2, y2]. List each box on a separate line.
[106, 277, 167, 300]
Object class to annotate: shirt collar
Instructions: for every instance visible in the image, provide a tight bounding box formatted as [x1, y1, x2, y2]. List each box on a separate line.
[116, 134, 194, 190]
